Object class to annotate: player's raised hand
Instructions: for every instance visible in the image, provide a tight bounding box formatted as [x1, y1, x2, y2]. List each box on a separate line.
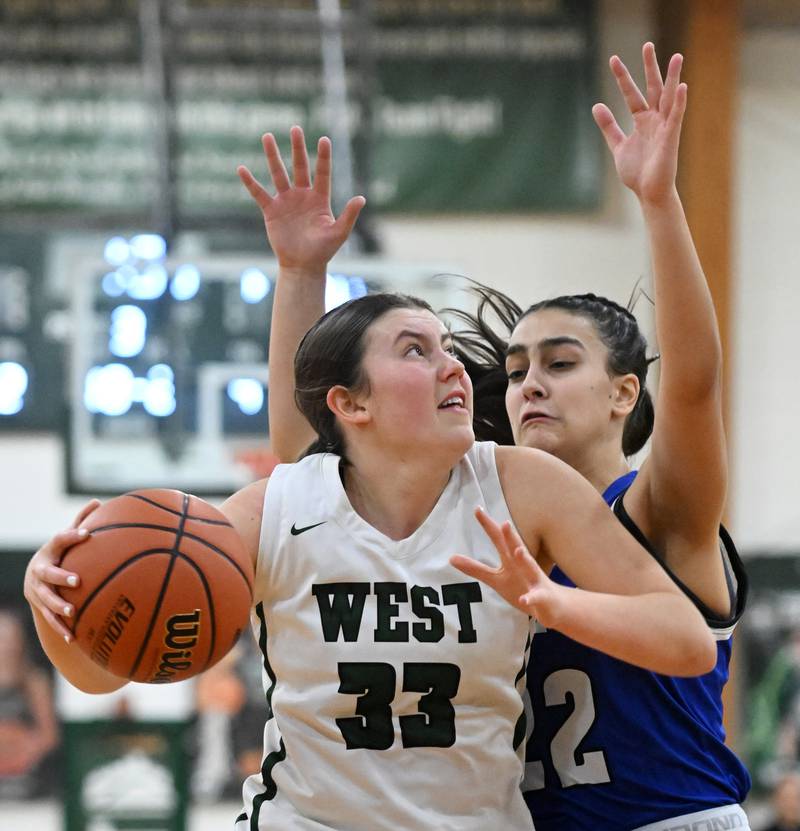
[592, 42, 687, 205]
[450, 507, 565, 626]
[237, 125, 366, 275]
[23, 500, 99, 641]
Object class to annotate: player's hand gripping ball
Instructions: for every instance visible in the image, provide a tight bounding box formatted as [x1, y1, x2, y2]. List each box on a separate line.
[59, 489, 254, 684]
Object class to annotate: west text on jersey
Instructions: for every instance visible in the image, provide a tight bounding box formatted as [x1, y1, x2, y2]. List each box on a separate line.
[311, 581, 483, 643]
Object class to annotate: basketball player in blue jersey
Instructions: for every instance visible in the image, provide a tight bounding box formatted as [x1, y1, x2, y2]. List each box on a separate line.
[25, 292, 715, 830]
[451, 43, 753, 830]
[250, 44, 751, 831]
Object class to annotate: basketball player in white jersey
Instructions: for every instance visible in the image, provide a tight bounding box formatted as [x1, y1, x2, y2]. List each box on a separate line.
[26, 287, 716, 829]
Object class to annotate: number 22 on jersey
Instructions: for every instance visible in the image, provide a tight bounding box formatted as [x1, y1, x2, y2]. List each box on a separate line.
[524, 668, 611, 790]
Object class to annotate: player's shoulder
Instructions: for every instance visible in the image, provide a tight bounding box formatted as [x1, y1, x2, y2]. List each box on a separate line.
[494, 443, 579, 487]
[494, 444, 609, 537]
[220, 477, 270, 566]
[494, 442, 543, 469]
[225, 476, 269, 513]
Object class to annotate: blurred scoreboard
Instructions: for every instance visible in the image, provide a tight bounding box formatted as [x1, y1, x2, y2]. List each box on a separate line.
[65, 235, 461, 495]
[0, 232, 65, 430]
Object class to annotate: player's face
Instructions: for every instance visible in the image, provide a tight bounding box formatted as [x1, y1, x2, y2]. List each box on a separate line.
[357, 308, 474, 456]
[505, 309, 621, 465]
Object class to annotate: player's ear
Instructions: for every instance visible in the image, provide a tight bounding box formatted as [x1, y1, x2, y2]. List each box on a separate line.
[326, 385, 371, 427]
[611, 373, 639, 418]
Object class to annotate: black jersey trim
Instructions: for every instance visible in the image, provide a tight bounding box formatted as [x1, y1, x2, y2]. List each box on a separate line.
[255, 601, 277, 718]
[613, 490, 749, 629]
[513, 627, 533, 751]
[247, 601, 284, 829]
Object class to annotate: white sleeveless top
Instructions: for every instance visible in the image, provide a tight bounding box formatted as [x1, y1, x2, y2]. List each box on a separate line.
[238, 441, 534, 831]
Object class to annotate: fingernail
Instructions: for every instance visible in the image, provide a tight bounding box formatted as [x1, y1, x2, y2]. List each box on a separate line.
[67, 575, 78, 587]
[77, 528, 88, 537]
[64, 605, 72, 617]
[64, 634, 71, 644]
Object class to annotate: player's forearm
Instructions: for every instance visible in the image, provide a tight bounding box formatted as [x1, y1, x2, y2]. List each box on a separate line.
[268, 267, 326, 461]
[640, 189, 723, 398]
[544, 586, 715, 677]
[30, 606, 127, 694]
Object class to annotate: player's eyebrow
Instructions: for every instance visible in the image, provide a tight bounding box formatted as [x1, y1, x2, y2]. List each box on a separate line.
[505, 336, 586, 358]
[394, 329, 453, 346]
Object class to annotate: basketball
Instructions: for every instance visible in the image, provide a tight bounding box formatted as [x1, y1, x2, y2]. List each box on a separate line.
[59, 489, 254, 684]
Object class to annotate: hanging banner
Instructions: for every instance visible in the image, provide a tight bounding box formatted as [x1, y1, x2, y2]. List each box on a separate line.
[0, 0, 599, 222]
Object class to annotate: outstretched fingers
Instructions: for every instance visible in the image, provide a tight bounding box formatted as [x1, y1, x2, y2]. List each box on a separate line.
[237, 165, 272, 211]
[475, 506, 542, 584]
[660, 52, 684, 119]
[501, 522, 544, 587]
[474, 507, 515, 567]
[642, 41, 664, 109]
[262, 132, 291, 193]
[609, 54, 648, 117]
[667, 82, 688, 134]
[518, 553, 548, 605]
[334, 195, 366, 239]
[591, 103, 626, 154]
[500, 518, 526, 562]
[449, 553, 500, 585]
[290, 125, 311, 189]
[449, 507, 515, 591]
[313, 136, 332, 199]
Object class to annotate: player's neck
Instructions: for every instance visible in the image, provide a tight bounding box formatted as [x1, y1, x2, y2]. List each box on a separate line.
[342, 451, 453, 541]
[564, 441, 631, 496]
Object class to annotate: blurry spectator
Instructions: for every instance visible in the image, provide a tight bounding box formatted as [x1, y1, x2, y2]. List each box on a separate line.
[0, 607, 59, 799]
[762, 770, 800, 831]
[230, 631, 268, 784]
[192, 648, 246, 801]
[191, 631, 267, 802]
[749, 630, 800, 784]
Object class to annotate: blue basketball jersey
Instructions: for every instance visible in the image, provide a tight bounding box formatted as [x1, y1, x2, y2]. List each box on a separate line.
[523, 471, 751, 831]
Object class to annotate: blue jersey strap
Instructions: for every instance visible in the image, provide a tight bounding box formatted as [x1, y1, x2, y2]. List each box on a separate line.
[611, 486, 748, 629]
[601, 470, 637, 505]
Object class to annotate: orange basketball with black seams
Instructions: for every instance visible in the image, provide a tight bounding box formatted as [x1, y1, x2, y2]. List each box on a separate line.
[59, 489, 254, 684]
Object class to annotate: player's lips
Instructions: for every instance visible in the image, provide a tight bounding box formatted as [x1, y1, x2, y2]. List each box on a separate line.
[521, 410, 556, 424]
[438, 390, 468, 412]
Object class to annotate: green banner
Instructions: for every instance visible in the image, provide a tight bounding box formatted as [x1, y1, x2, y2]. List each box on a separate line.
[0, 0, 599, 222]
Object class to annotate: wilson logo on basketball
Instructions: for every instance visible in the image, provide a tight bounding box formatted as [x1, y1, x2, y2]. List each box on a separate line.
[90, 595, 136, 668]
[150, 610, 201, 683]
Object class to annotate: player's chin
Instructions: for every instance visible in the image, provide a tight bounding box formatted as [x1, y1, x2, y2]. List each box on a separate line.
[442, 424, 475, 456]
[517, 429, 564, 456]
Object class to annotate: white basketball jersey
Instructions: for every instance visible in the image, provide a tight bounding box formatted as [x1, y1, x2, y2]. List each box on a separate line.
[237, 441, 534, 831]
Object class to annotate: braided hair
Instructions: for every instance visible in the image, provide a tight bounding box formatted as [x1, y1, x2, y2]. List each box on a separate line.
[446, 283, 657, 456]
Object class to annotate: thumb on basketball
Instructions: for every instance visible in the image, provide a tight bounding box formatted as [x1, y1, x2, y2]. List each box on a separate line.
[71, 499, 101, 531]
